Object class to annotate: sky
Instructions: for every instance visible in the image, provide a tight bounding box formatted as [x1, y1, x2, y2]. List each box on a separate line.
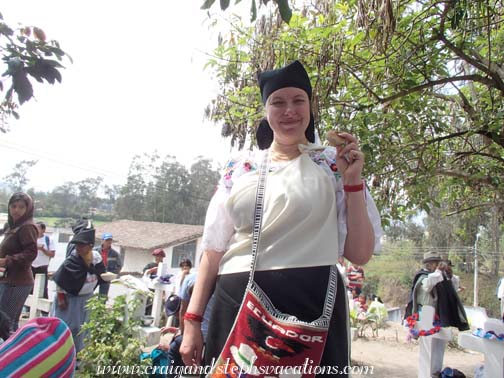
[0, 1, 244, 191]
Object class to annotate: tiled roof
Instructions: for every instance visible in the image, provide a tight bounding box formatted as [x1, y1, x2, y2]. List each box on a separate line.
[95, 219, 203, 250]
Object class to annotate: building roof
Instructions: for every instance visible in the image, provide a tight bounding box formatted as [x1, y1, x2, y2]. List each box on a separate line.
[95, 219, 203, 250]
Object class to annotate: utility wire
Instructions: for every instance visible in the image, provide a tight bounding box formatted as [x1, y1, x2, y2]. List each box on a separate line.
[0, 140, 218, 202]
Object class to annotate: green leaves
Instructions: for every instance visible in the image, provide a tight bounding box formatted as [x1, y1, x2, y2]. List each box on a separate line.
[1, 18, 70, 128]
[25, 59, 63, 84]
[200, 0, 292, 23]
[202, 0, 504, 226]
[201, 0, 216, 9]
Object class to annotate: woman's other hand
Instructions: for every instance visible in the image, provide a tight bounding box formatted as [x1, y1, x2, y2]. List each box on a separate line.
[180, 321, 204, 367]
[0, 258, 6, 267]
[334, 132, 364, 184]
[57, 292, 68, 310]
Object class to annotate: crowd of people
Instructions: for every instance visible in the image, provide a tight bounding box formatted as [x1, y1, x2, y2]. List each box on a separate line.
[0, 191, 195, 376]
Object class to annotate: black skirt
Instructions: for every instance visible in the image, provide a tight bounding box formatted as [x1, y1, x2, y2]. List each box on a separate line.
[204, 266, 350, 377]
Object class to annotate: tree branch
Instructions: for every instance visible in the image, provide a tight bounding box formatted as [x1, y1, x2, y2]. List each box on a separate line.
[377, 75, 498, 105]
[435, 168, 494, 186]
[445, 202, 504, 216]
[454, 151, 504, 165]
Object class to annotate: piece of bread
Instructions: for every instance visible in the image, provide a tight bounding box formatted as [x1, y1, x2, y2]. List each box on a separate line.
[326, 130, 346, 146]
[100, 272, 117, 282]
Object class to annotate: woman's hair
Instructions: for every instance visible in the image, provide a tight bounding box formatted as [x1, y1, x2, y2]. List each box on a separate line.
[7, 192, 34, 228]
[8, 192, 31, 207]
[179, 259, 192, 268]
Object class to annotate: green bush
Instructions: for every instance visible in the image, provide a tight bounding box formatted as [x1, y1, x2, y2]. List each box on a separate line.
[77, 294, 150, 378]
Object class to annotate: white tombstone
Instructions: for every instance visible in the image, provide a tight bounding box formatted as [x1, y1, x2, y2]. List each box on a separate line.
[417, 305, 452, 378]
[458, 318, 504, 378]
[24, 274, 53, 319]
[150, 262, 174, 327]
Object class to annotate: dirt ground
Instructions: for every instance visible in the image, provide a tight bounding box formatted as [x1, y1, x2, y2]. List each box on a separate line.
[351, 322, 484, 378]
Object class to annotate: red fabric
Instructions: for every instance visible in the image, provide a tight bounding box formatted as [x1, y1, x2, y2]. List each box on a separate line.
[208, 288, 329, 378]
[184, 312, 203, 322]
[347, 266, 364, 290]
[343, 182, 364, 192]
[101, 248, 108, 266]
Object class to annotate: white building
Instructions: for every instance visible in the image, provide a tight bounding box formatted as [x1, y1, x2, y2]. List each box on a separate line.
[94, 219, 203, 275]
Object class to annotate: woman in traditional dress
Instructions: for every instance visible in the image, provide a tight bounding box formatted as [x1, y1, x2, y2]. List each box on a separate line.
[52, 221, 106, 353]
[180, 60, 382, 376]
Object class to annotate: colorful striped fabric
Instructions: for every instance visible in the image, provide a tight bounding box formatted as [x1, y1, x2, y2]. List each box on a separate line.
[0, 317, 76, 378]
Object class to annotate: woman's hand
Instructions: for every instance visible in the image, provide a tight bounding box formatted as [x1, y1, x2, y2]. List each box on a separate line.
[180, 320, 204, 367]
[57, 292, 68, 310]
[334, 132, 364, 185]
[0, 258, 6, 267]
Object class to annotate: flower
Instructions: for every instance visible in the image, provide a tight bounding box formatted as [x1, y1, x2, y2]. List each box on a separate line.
[406, 312, 441, 338]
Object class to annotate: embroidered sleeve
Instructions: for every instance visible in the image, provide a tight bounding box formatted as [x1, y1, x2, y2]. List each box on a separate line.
[201, 154, 258, 253]
[307, 145, 383, 255]
[221, 154, 258, 193]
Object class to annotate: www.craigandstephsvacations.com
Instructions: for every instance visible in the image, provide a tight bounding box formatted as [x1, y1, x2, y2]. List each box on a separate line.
[95, 358, 375, 376]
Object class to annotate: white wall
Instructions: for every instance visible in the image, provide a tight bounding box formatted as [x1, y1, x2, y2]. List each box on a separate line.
[41, 230, 201, 275]
[122, 247, 153, 273]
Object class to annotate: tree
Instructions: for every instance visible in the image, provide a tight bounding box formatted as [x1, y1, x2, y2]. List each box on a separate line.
[44, 182, 77, 217]
[201, 0, 293, 23]
[386, 218, 425, 247]
[115, 154, 151, 221]
[187, 157, 221, 224]
[2, 159, 37, 191]
[74, 177, 103, 215]
[202, 0, 504, 229]
[0, 12, 70, 132]
[115, 154, 219, 224]
[40, 177, 104, 219]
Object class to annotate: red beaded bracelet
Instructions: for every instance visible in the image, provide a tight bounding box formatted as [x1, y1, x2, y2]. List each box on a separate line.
[343, 182, 364, 192]
[184, 312, 204, 322]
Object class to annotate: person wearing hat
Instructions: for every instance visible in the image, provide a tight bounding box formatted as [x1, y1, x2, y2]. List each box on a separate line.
[143, 248, 166, 276]
[404, 251, 443, 320]
[95, 232, 122, 297]
[52, 220, 106, 353]
[412, 252, 446, 315]
[180, 60, 382, 374]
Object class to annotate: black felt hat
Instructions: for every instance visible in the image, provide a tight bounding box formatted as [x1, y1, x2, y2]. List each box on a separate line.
[256, 60, 315, 150]
[257, 60, 312, 104]
[70, 220, 95, 245]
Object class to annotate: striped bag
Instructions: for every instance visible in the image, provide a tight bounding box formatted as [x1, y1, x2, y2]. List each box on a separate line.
[0, 317, 76, 378]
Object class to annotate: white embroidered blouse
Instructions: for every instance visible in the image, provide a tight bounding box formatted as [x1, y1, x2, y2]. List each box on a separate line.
[201, 144, 383, 275]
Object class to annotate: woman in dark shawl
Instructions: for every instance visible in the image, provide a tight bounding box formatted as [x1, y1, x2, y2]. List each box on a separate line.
[52, 220, 106, 353]
[0, 192, 38, 333]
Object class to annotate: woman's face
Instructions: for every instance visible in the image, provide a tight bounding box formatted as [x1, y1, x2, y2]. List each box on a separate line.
[181, 263, 191, 273]
[266, 87, 310, 145]
[9, 200, 27, 222]
[76, 243, 92, 255]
